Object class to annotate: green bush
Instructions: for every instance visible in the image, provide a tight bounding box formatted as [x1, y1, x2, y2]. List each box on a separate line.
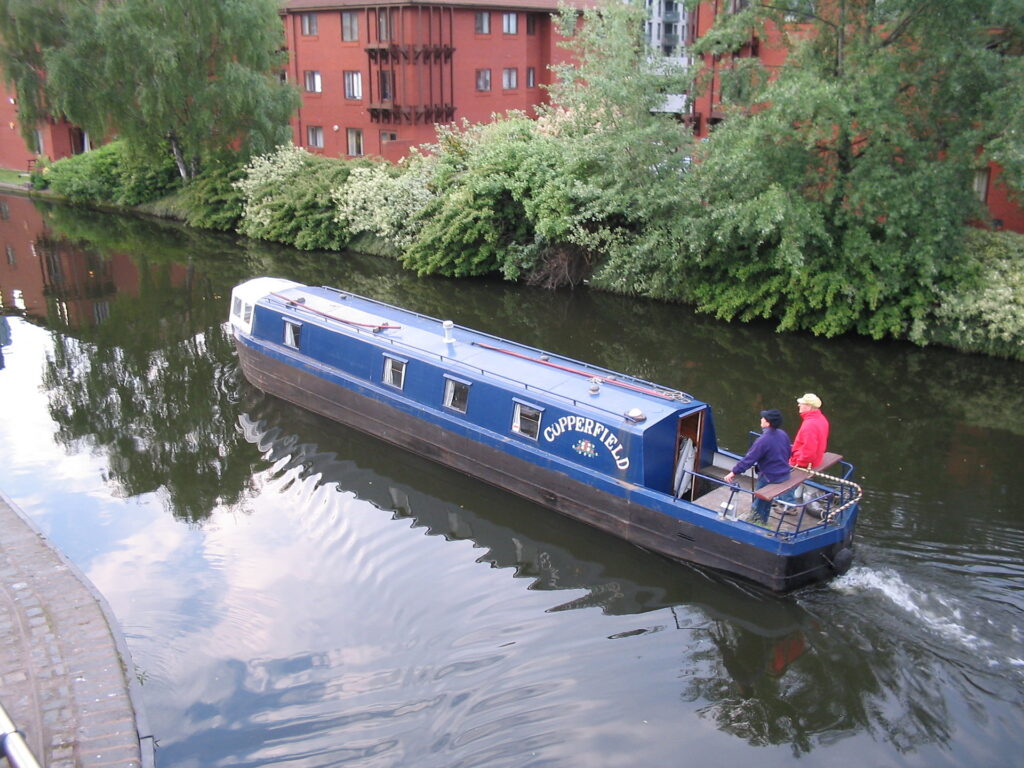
[42, 140, 180, 205]
[400, 118, 577, 280]
[112, 148, 181, 206]
[46, 143, 123, 202]
[29, 155, 51, 190]
[928, 229, 1024, 360]
[332, 154, 434, 255]
[181, 155, 247, 231]
[236, 145, 364, 250]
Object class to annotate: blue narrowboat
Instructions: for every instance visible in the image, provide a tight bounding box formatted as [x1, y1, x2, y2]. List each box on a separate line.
[229, 277, 861, 592]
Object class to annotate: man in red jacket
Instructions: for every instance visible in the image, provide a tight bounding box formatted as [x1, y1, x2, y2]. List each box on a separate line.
[790, 393, 830, 516]
[791, 393, 829, 469]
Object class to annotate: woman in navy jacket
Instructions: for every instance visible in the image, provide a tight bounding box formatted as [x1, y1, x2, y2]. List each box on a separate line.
[724, 409, 792, 523]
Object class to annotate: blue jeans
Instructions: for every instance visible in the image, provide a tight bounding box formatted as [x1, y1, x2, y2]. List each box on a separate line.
[753, 473, 792, 522]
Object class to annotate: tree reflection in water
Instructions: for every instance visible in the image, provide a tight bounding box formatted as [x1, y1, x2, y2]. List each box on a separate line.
[38, 258, 259, 522]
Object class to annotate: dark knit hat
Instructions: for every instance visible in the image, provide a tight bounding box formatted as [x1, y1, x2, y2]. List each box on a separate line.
[761, 409, 783, 428]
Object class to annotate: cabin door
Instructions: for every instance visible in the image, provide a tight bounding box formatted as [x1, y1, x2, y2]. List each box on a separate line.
[672, 410, 704, 500]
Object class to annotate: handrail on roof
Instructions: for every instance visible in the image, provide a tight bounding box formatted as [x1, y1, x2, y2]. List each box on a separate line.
[471, 341, 692, 402]
[297, 286, 696, 400]
[263, 285, 699, 419]
[270, 291, 401, 331]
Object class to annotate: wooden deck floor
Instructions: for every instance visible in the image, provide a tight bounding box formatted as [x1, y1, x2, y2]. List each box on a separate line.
[689, 468, 821, 535]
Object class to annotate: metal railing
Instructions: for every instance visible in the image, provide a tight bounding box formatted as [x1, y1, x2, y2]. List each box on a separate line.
[675, 466, 854, 537]
[0, 701, 41, 768]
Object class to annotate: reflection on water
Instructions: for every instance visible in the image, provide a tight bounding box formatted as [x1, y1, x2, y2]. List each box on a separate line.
[230, 390, 826, 763]
[0, 194, 1023, 766]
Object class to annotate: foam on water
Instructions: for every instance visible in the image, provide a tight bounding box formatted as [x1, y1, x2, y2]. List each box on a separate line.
[830, 566, 991, 652]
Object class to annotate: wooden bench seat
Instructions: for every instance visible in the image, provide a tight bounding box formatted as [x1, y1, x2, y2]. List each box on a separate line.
[754, 452, 843, 501]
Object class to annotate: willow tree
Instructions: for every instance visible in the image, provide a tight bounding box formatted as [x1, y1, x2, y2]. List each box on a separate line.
[0, 0, 87, 148]
[663, 0, 1024, 340]
[1, 0, 298, 181]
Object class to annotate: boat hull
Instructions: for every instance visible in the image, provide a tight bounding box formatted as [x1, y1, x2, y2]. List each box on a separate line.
[236, 338, 853, 592]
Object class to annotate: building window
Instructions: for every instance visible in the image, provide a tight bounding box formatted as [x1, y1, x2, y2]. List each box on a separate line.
[502, 68, 518, 89]
[974, 168, 990, 202]
[342, 11, 359, 41]
[502, 12, 518, 34]
[5, 245, 14, 266]
[729, 0, 750, 12]
[347, 128, 364, 156]
[527, 67, 536, 88]
[379, 70, 393, 101]
[306, 125, 324, 148]
[475, 12, 490, 34]
[344, 71, 362, 100]
[784, 0, 816, 21]
[377, 10, 390, 41]
[0, 200, 8, 220]
[300, 13, 318, 36]
[443, 377, 470, 413]
[475, 69, 491, 92]
[283, 321, 302, 349]
[527, 14, 537, 35]
[383, 356, 406, 389]
[33, 129, 44, 155]
[304, 70, 322, 93]
[512, 401, 542, 440]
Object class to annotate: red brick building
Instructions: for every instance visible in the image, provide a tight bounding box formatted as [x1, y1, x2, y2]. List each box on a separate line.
[280, 0, 581, 162]
[0, 81, 92, 173]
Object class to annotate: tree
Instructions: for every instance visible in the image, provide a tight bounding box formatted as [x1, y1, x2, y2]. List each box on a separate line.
[0, 0, 87, 148]
[0, 0, 298, 181]
[545, 0, 696, 289]
[668, 0, 1024, 340]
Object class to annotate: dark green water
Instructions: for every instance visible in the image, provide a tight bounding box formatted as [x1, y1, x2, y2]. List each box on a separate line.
[1, 195, 1022, 767]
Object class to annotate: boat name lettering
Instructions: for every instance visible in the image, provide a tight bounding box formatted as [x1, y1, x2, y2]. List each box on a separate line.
[543, 416, 629, 469]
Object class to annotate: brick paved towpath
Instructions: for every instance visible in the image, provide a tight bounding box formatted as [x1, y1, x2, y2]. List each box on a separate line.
[0, 490, 154, 768]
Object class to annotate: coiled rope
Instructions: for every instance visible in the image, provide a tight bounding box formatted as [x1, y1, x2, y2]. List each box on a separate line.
[794, 465, 863, 523]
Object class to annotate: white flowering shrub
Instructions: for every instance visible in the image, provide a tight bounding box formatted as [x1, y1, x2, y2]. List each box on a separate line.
[235, 144, 308, 234]
[332, 154, 435, 252]
[930, 230, 1024, 360]
[234, 144, 357, 250]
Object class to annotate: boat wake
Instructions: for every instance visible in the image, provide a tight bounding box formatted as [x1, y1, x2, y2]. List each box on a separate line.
[829, 566, 991, 652]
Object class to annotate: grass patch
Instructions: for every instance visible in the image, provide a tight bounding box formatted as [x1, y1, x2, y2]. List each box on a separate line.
[0, 167, 29, 185]
[136, 188, 190, 220]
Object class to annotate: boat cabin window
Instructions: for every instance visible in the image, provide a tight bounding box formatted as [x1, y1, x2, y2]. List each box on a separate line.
[511, 400, 543, 440]
[232, 297, 253, 325]
[443, 377, 470, 413]
[283, 320, 302, 349]
[383, 356, 407, 389]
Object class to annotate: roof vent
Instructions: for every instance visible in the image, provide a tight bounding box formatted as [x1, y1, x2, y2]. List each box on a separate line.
[442, 320, 454, 343]
[625, 408, 647, 423]
[589, 377, 601, 395]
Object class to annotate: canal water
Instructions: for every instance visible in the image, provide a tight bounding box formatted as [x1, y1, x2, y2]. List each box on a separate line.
[1, 194, 1022, 767]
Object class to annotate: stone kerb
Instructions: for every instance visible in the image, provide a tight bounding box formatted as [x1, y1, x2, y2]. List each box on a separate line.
[0, 489, 154, 768]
